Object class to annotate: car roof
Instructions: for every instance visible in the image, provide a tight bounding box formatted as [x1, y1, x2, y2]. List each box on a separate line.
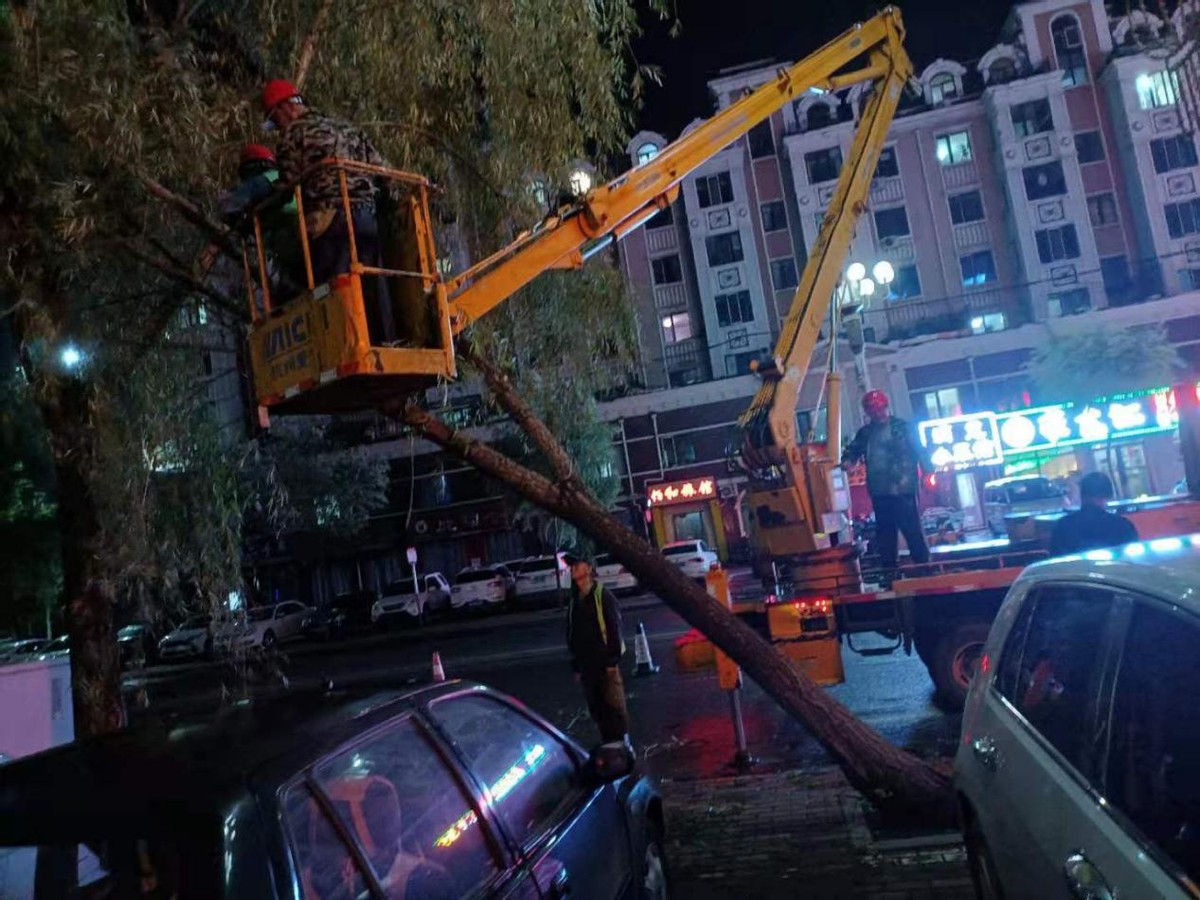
[0, 680, 484, 844]
[984, 475, 1051, 488]
[1017, 534, 1200, 615]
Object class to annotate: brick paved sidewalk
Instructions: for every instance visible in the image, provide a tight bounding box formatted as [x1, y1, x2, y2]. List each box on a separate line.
[661, 768, 973, 899]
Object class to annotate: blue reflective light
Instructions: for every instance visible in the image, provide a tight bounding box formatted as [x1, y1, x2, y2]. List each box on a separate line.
[1150, 537, 1184, 553]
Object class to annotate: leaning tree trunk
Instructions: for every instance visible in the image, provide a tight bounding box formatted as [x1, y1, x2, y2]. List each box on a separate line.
[400, 401, 955, 825]
[40, 378, 125, 738]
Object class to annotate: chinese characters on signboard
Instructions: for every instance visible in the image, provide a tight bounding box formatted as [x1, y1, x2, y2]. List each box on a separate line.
[918, 386, 1188, 470]
[647, 477, 717, 507]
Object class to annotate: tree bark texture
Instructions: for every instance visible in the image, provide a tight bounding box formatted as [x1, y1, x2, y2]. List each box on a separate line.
[40, 379, 125, 738]
[400, 403, 955, 824]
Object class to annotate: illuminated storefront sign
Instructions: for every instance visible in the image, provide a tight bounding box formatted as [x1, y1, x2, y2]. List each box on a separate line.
[920, 383, 1195, 470]
[647, 477, 717, 507]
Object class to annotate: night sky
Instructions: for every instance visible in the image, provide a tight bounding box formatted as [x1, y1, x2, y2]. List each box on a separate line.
[634, 0, 1018, 135]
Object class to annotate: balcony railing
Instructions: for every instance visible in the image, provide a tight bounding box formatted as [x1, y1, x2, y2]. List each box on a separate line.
[664, 337, 704, 368]
[872, 286, 1031, 342]
[870, 177, 904, 204]
[953, 221, 990, 249]
[941, 160, 979, 189]
[647, 227, 679, 254]
[654, 281, 690, 312]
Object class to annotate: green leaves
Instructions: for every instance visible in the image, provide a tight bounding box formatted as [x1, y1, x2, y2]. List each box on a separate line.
[1027, 325, 1182, 403]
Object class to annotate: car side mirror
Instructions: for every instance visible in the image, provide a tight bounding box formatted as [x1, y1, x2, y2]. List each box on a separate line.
[583, 744, 634, 785]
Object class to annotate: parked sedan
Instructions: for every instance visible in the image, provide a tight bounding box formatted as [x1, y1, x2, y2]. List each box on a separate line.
[0, 681, 669, 899]
[451, 567, 508, 613]
[158, 615, 214, 661]
[213, 601, 311, 652]
[956, 538, 1200, 900]
[596, 553, 639, 594]
[661, 539, 718, 581]
[512, 553, 570, 604]
[117, 622, 159, 668]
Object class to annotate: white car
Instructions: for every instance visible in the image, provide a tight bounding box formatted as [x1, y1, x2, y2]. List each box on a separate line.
[371, 573, 452, 626]
[451, 568, 508, 612]
[595, 553, 638, 594]
[512, 553, 569, 603]
[157, 614, 213, 660]
[955, 537, 1200, 900]
[661, 539, 718, 581]
[213, 601, 311, 651]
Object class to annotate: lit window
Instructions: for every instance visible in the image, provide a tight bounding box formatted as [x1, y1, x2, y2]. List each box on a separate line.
[636, 142, 660, 164]
[1051, 16, 1088, 87]
[970, 313, 1007, 335]
[1137, 71, 1178, 110]
[935, 130, 972, 165]
[661, 312, 693, 344]
[928, 72, 958, 105]
[960, 250, 997, 287]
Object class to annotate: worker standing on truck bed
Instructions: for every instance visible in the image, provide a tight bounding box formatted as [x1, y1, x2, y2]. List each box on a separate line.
[843, 390, 932, 573]
[1049, 471, 1138, 556]
[564, 553, 631, 756]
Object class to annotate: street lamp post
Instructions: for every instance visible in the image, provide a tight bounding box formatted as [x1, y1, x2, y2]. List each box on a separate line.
[840, 259, 894, 392]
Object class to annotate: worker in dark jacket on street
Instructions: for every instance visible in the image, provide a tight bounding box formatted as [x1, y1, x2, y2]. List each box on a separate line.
[564, 552, 630, 749]
[1049, 471, 1138, 556]
[843, 390, 933, 571]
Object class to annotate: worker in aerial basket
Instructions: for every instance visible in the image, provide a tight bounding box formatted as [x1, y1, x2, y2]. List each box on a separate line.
[564, 552, 632, 761]
[842, 390, 933, 572]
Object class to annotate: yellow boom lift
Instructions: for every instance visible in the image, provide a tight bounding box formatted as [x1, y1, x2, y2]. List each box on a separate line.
[244, 9, 914, 680]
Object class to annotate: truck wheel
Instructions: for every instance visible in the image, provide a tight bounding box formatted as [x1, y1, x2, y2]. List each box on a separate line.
[929, 620, 991, 710]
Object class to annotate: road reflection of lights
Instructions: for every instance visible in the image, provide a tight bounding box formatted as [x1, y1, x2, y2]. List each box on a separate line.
[434, 744, 547, 848]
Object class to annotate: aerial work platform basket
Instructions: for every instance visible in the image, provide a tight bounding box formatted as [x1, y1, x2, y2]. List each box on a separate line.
[244, 160, 455, 415]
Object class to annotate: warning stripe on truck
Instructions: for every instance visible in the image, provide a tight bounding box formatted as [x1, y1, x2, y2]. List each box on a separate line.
[839, 566, 1026, 605]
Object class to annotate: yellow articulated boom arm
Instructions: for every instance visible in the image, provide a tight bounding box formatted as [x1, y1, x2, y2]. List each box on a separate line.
[736, 11, 911, 562]
[446, 7, 913, 335]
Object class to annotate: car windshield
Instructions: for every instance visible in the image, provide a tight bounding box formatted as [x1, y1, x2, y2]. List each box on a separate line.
[521, 557, 559, 572]
[1005, 479, 1060, 501]
[182, 615, 211, 630]
[247, 608, 273, 622]
[663, 543, 699, 556]
[457, 570, 500, 584]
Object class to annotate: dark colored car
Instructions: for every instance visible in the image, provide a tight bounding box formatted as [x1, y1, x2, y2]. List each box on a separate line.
[300, 604, 348, 641]
[0, 681, 669, 899]
[117, 622, 159, 668]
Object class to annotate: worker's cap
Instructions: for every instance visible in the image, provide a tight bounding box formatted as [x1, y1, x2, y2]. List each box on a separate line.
[562, 552, 595, 569]
[260, 79, 302, 130]
[1080, 471, 1116, 500]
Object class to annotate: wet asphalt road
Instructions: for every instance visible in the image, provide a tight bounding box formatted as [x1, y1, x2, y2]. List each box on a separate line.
[125, 595, 961, 779]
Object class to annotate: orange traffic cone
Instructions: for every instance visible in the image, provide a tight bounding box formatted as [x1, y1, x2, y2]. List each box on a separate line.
[431, 651, 446, 682]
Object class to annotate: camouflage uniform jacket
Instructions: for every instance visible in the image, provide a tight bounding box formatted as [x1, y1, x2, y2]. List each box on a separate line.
[276, 109, 386, 214]
[843, 415, 932, 498]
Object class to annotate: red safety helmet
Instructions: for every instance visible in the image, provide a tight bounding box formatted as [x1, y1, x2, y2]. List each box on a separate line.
[261, 79, 301, 115]
[862, 390, 890, 415]
[239, 143, 277, 168]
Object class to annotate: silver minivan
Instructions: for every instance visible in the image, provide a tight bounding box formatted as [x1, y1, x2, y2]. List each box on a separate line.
[955, 538, 1200, 899]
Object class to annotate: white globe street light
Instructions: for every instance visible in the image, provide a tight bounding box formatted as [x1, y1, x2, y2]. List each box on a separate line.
[60, 344, 84, 370]
[872, 260, 895, 286]
[845, 262, 867, 283]
[857, 277, 876, 297]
